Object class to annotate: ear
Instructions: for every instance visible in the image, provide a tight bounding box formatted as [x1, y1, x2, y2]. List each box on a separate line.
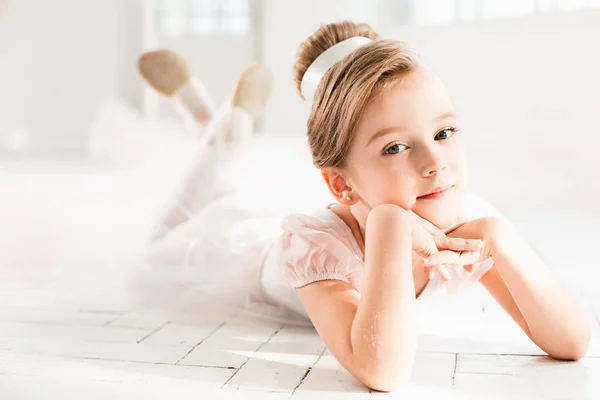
[321, 168, 357, 206]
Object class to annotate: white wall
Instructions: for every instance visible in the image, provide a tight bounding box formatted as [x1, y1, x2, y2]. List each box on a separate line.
[383, 10, 600, 210]
[1, 2, 597, 211]
[0, 0, 256, 157]
[259, 0, 379, 134]
[152, 35, 255, 122]
[260, 7, 600, 211]
[0, 0, 122, 157]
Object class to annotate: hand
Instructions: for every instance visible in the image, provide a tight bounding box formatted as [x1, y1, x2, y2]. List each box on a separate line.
[410, 211, 472, 251]
[408, 212, 484, 281]
[421, 217, 505, 272]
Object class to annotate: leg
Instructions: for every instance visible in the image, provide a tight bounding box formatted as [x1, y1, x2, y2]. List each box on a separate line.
[149, 64, 273, 241]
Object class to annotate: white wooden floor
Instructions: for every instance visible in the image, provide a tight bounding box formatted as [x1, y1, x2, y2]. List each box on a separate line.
[1, 210, 599, 399]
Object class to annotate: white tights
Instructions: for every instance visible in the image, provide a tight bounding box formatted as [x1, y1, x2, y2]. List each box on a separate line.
[149, 104, 254, 242]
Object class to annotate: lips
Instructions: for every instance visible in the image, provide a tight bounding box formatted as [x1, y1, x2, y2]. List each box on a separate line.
[418, 185, 454, 199]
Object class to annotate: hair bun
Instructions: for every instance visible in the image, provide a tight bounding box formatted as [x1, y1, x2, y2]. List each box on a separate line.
[293, 21, 380, 101]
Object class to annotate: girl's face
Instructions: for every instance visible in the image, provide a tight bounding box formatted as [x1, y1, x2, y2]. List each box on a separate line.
[344, 67, 468, 229]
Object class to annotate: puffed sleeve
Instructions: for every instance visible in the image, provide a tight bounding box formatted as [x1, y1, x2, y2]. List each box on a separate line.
[273, 213, 363, 289]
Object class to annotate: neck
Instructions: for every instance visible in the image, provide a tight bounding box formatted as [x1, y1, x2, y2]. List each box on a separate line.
[345, 204, 368, 256]
[352, 207, 367, 254]
[329, 204, 369, 257]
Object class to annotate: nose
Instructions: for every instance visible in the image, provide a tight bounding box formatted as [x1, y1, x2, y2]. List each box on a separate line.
[419, 146, 445, 177]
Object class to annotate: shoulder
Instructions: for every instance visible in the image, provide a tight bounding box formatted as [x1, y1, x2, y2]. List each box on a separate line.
[274, 208, 363, 289]
[280, 207, 360, 250]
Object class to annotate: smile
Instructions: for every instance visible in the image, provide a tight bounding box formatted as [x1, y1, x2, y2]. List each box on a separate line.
[417, 185, 454, 200]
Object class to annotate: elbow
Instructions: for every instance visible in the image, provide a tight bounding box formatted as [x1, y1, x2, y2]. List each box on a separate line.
[355, 364, 413, 392]
[548, 328, 591, 361]
[348, 333, 418, 391]
[568, 347, 588, 362]
[359, 375, 403, 393]
[551, 343, 588, 361]
[559, 337, 590, 361]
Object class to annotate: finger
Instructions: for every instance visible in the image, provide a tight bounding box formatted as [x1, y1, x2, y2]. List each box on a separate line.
[426, 266, 435, 280]
[424, 250, 462, 267]
[413, 213, 468, 234]
[425, 265, 440, 280]
[434, 236, 484, 252]
[423, 261, 451, 280]
[415, 213, 469, 239]
[411, 211, 444, 235]
[424, 249, 482, 267]
[442, 218, 469, 234]
[415, 235, 439, 259]
[435, 264, 451, 281]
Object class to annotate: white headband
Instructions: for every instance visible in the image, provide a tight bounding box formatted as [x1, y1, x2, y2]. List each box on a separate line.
[300, 36, 373, 101]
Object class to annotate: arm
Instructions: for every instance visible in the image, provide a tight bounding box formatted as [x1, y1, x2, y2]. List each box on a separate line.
[486, 218, 590, 360]
[443, 217, 591, 360]
[297, 205, 417, 391]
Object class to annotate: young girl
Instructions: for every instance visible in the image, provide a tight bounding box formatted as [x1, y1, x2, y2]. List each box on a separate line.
[141, 21, 590, 392]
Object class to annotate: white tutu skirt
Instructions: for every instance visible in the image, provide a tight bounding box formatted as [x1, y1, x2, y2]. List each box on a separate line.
[131, 134, 332, 326]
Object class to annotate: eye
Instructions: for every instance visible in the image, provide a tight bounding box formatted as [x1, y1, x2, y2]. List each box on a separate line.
[384, 143, 408, 155]
[435, 127, 459, 140]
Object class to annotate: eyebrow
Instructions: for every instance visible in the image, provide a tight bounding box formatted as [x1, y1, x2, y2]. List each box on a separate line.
[366, 112, 457, 146]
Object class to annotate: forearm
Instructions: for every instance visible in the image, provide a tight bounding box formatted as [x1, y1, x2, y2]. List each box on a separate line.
[492, 223, 590, 360]
[351, 206, 417, 388]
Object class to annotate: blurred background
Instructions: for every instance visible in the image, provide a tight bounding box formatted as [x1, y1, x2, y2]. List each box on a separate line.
[0, 0, 599, 286]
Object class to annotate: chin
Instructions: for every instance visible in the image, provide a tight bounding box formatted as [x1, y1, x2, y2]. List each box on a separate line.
[414, 187, 464, 229]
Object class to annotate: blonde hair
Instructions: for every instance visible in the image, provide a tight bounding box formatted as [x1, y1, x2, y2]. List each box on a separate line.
[293, 21, 419, 169]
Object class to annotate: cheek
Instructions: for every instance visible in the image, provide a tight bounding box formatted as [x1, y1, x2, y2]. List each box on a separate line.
[361, 169, 414, 207]
[451, 142, 468, 183]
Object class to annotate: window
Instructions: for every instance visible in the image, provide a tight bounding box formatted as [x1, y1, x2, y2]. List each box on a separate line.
[156, 0, 251, 36]
[393, 0, 600, 26]
[220, 0, 251, 35]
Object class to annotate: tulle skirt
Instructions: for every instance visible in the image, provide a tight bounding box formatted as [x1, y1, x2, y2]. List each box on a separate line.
[130, 134, 333, 326]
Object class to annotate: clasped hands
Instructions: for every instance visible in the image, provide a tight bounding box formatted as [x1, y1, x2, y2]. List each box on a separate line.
[408, 211, 497, 281]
